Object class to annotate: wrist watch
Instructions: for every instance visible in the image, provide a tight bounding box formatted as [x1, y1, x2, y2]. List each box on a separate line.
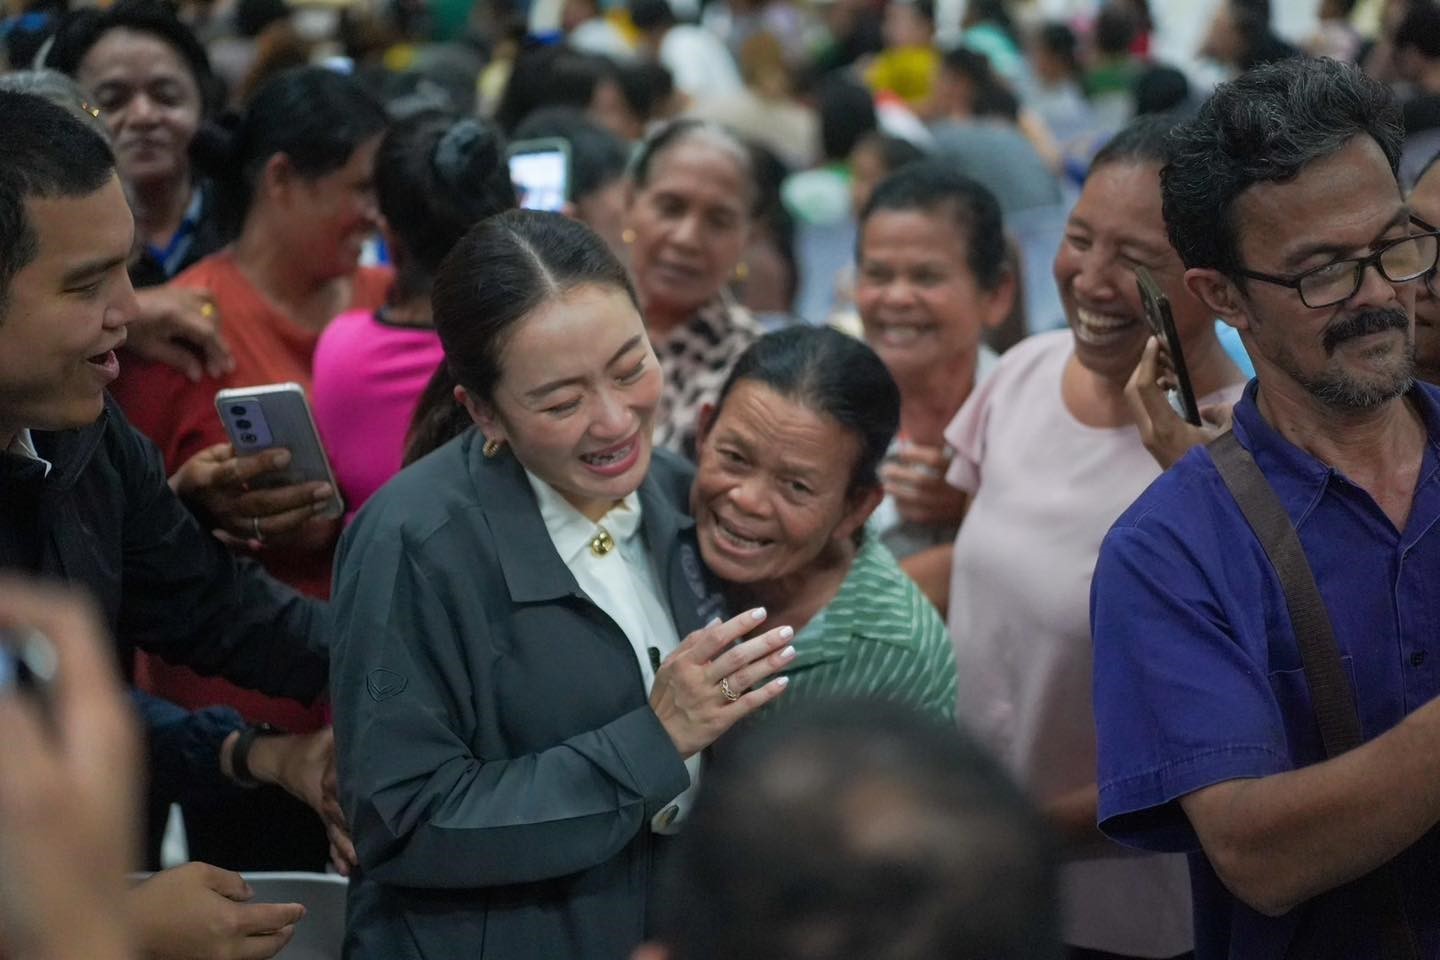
[231, 722, 283, 788]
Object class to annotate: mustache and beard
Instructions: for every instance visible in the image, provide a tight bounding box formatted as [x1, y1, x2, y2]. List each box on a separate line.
[1297, 307, 1415, 411]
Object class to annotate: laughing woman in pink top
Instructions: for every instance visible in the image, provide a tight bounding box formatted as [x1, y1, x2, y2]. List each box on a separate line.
[312, 112, 516, 522]
[945, 117, 1247, 959]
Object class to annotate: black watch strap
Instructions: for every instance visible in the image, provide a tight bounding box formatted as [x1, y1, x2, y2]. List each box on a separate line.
[231, 722, 283, 789]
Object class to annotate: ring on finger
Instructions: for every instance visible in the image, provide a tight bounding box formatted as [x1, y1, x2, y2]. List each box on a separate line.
[251, 516, 265, 543]
[719, 677, 740, 703]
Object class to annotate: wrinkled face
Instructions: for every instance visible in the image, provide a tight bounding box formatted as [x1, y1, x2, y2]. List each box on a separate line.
[692, 381, 873, 586]
[0, 176, 136, 439]
[277, 135, 382, 281]
[1230, 136, 1417, 411]
[76, 28, 203, 190]
[625, 137, 751, 323]
[856, 207, 1009, 384]
[1054, 161, 1211, 384]
[473, 284, 662, 519]
[1408, 164, 1440, 382]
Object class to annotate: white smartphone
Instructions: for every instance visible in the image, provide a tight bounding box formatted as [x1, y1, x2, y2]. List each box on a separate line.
[214, 382, 344, 519]
[508, 137, 571, 213]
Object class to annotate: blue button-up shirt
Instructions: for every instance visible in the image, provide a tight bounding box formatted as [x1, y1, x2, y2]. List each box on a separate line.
[1092, 379, 1440, 960]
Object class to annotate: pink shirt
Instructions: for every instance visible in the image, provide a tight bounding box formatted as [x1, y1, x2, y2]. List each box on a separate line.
[312, 309, 445, 524]
[944, 330, 1244, 956]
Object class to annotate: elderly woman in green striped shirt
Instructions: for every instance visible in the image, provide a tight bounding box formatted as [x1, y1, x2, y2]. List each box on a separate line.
[690, 326, 958, 721]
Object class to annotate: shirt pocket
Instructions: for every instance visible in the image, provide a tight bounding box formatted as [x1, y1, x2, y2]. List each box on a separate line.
[1266, 655, 1357, 765]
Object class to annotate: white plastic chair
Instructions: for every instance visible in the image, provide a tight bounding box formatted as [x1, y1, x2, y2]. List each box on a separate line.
[241, 872, 348, 960]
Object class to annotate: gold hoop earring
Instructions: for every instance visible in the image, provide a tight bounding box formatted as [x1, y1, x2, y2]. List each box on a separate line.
[621, 228, 636, 245]
[482, 437, 505, 458]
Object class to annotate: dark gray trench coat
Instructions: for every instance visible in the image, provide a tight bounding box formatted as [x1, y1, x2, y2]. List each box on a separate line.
[330, 429, 725, 960]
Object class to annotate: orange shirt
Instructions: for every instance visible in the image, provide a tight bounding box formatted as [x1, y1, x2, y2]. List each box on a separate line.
[112, 249, 391, 729]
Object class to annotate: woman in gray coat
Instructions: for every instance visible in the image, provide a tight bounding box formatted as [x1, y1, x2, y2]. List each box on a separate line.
[329, 211, 796, 960]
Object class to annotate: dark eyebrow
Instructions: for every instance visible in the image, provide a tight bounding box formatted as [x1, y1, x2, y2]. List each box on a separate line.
[1282, 207, 1410, 270]
[61, 255, 128, 288]
[524, 334, 645, 399]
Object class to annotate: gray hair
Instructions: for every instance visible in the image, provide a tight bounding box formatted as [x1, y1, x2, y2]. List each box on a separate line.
[1161, 57, 1402, 279]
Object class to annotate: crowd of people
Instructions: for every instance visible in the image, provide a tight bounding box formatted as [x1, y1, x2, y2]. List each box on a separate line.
[2, 0, 1440, 958]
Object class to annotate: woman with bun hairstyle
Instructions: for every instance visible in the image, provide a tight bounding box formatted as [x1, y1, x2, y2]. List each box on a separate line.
[312, 112, 516, 523]
[108, 65, 388, 871]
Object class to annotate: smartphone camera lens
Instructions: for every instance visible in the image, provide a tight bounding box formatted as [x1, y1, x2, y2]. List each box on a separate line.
[235, 419, 252, 430]
[241, 433, 257, 444]
[229, 405, 247, 416]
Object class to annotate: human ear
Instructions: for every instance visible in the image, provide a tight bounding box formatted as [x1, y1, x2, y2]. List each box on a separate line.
[1185, 268, 1251, 332]
[454, 385, 506, 442]
[836, 484, 885, 544]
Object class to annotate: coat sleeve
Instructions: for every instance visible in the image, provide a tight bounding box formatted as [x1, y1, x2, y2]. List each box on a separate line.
[331, 521, 692, 890]
[111, 400, 329, 702]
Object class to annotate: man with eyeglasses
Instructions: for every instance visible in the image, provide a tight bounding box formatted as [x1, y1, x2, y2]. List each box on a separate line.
[1091, 58, 1440, 960]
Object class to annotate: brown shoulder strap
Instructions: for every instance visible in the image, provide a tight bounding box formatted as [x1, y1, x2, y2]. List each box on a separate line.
[1208, 430, 1418, 960]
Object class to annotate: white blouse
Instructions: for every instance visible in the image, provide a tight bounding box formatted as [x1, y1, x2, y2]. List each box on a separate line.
[525, 472, 701, 832]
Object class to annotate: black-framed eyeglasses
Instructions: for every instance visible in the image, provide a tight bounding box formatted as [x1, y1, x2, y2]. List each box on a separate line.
[1236, 221, 1440, 309]
[1418, 216, 1440, 297]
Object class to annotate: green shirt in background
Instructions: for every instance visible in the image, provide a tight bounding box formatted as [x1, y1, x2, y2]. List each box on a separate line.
[766, 535, 958, 723]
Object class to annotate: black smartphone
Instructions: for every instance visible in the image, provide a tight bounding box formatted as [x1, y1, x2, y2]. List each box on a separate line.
[1135, 266, 1201, 426]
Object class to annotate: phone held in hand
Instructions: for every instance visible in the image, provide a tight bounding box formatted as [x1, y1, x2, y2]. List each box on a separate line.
[214, 382, 345, 519]
[1135, 266, 1202, 426]
[507, 138, 572, 213]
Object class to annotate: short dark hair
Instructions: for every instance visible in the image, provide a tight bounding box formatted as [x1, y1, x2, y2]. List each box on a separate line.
[406, 210, 636, 462]
[493, 45, 615, 134]
[714, 326, 900, 494]
[630, 118, 758, 214]
[1395, 4, 1440, 60]
[1161, 57, 1402, 278]
[859, 161, 1009, 292]
[47, 0, 220, 114]
[0, 91, 115, 317]
[852, 131, 926, 174]
[818, 74, 878, 162]
[192, 66, 387, 233]
[1133, 64, 1190, 116]
[1090, 113, 1172, 171]
[376, 112, 514, 304]
[514, 106, 629, 201]
[652, 700, 1060, 960]
[629, 0, 676, 31]
[1035, 22, 1081, 77]
[1093, 2, 1137, 56]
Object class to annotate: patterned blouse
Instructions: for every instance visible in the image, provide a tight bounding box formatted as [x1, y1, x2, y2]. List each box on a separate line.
[652, 295, 761, 460]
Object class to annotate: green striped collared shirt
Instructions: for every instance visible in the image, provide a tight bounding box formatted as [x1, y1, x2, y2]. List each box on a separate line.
[765, 535, 958, 723]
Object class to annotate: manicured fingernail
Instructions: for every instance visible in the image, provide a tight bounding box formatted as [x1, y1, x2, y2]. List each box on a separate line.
[270, 450, 291, 467]
[779, 625, 794, 639]
[313, 484, 333, 500]
[779, 645, 796, 660]
[772, 676, 790, 688]
[707, 616, 722, 627]
[750, 607, 767, 621]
